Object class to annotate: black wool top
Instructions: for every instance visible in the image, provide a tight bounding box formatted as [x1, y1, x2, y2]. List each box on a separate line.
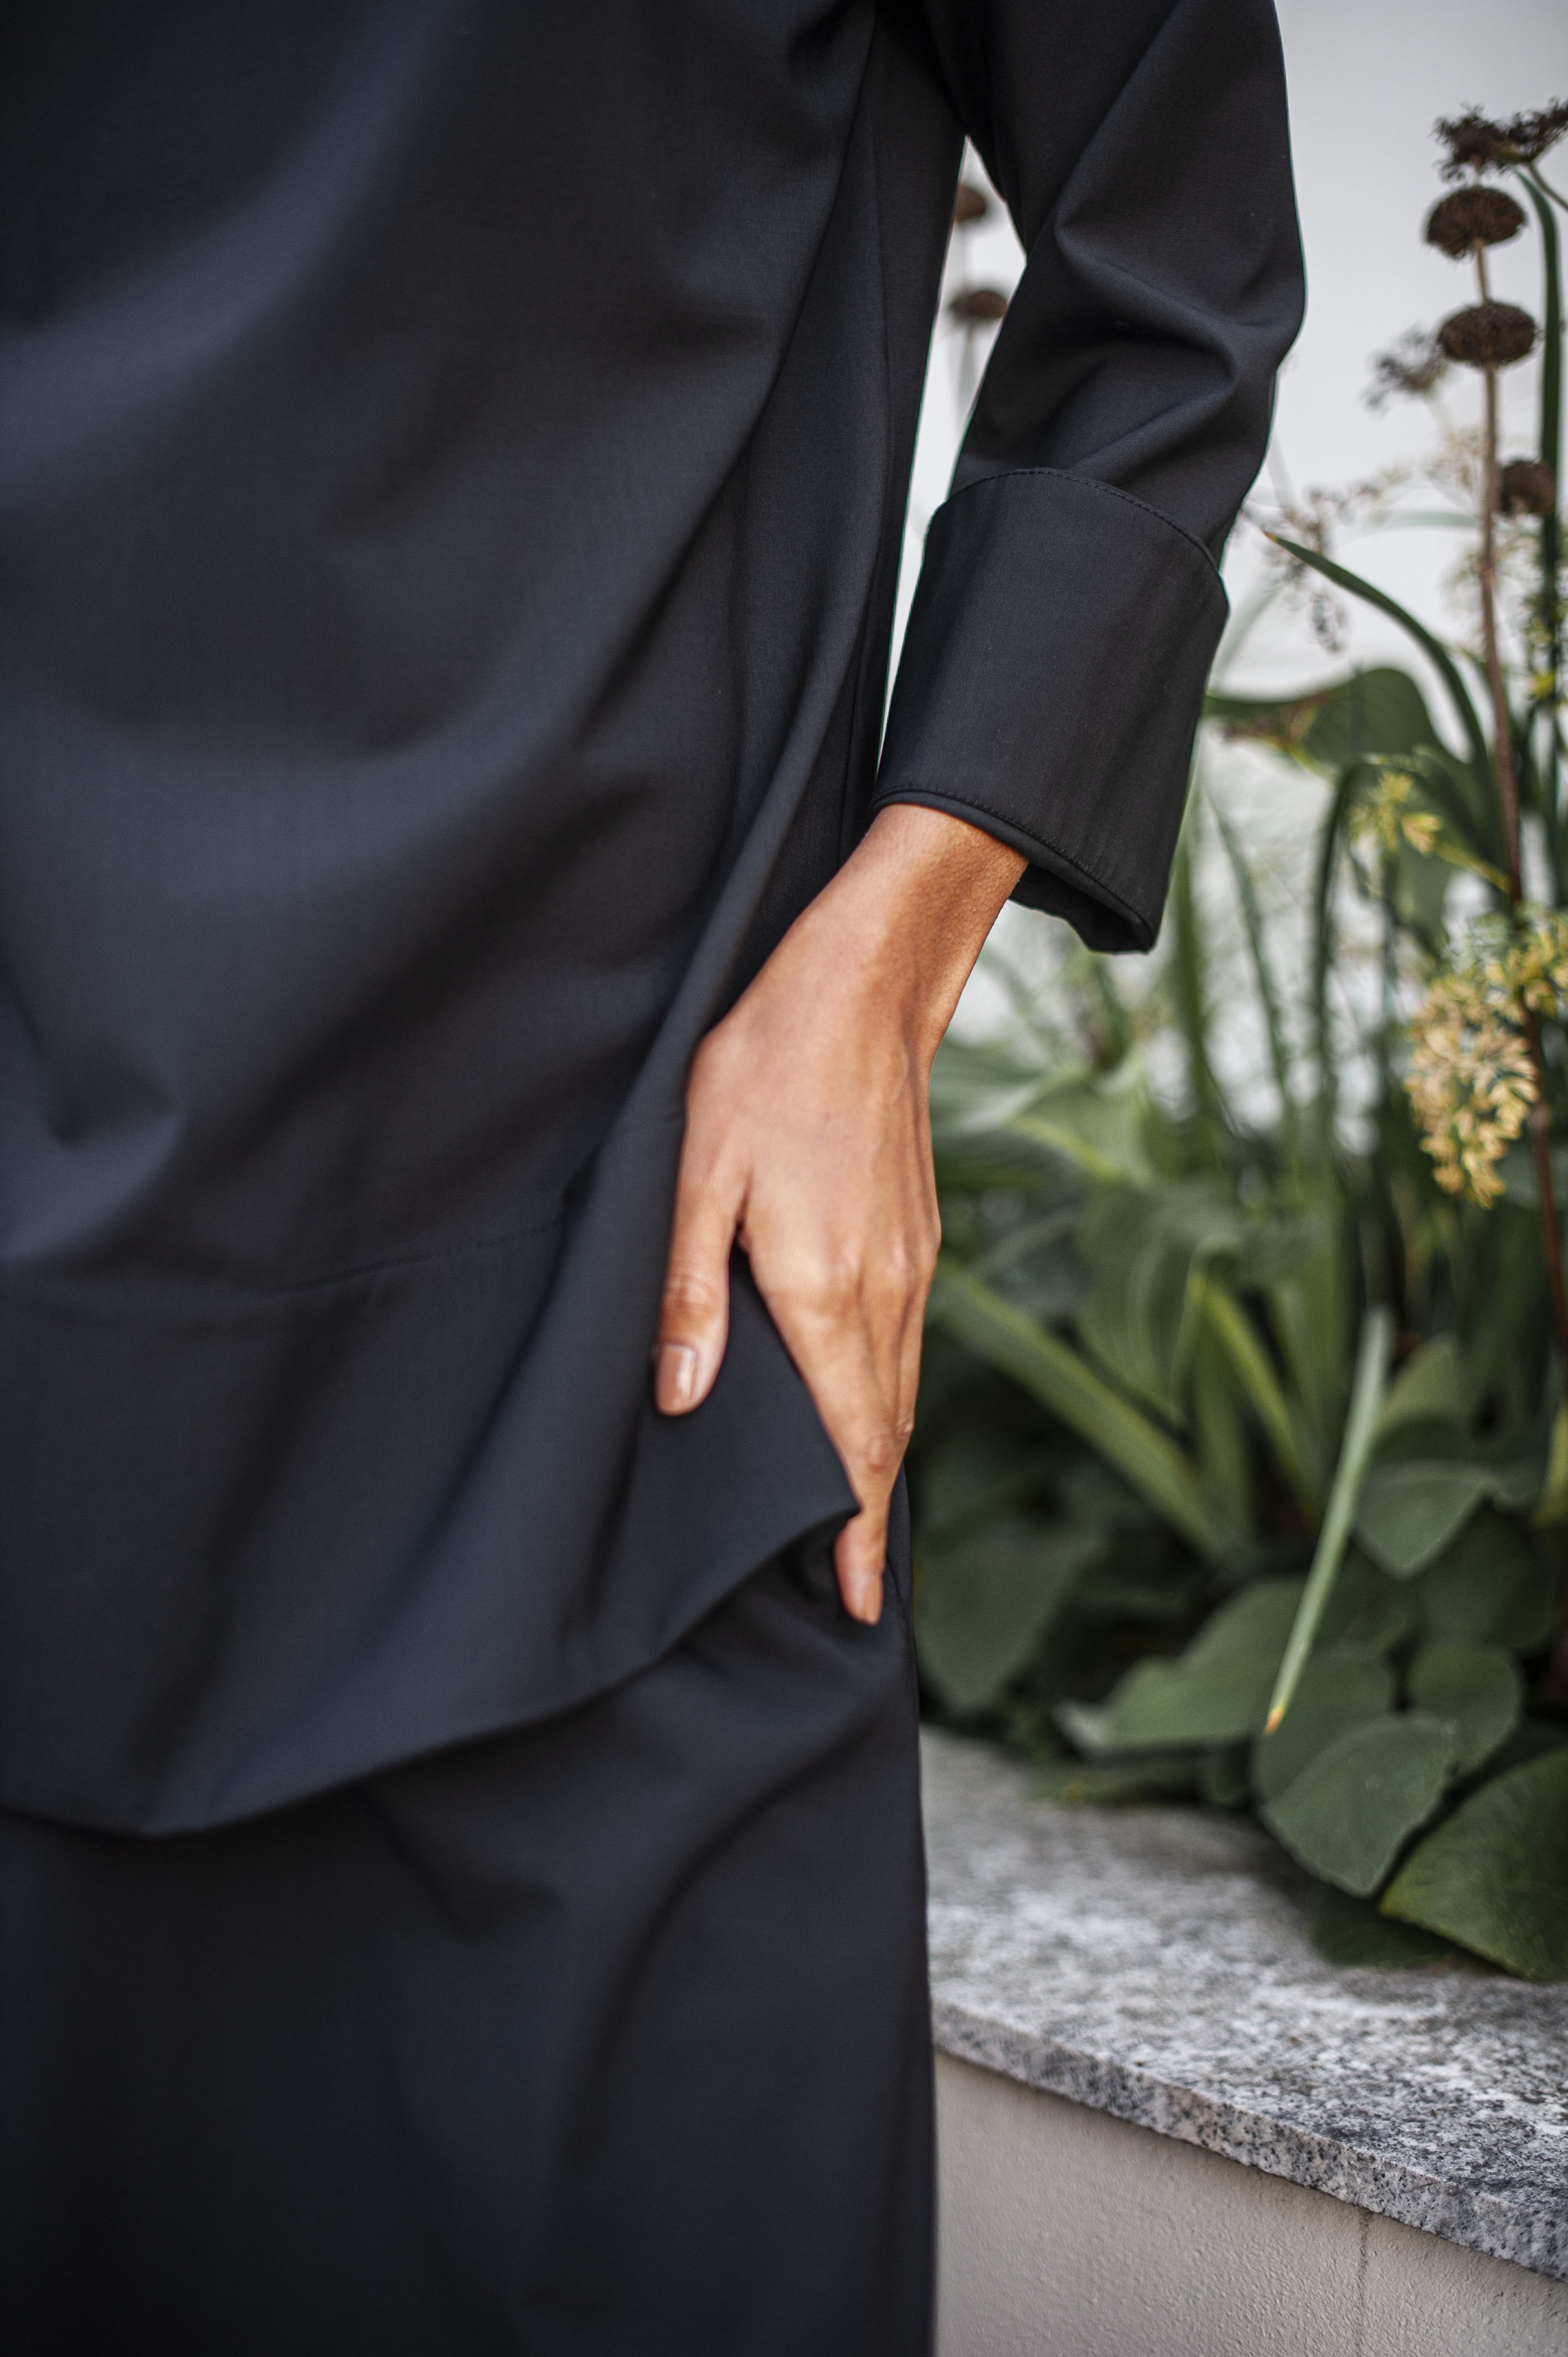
[0, 0, 1302, 1829]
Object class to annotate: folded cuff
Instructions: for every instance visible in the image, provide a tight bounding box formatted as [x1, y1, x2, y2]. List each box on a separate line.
[873, 469, 1227, 954]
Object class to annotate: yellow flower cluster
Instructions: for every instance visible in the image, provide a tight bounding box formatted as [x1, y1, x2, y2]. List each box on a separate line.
[1405, 913, 1568, 1205]
[1350, 769, 1441, 860]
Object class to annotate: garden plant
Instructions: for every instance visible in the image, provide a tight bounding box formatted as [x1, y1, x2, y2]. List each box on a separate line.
[914, 104, 1568, 1982]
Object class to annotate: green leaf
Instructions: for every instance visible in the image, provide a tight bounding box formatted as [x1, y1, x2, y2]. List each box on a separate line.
[917, 1424, 1041, 1542]
[1317, 1550, 1416, 1654]
[1251, 1647, 1396, 1802]
[1075, 1184, 1249, 1426]
[1068, 1577, 1304, 1752]
[1383, 1752, 1568, 1981]
[915, 1510, 1101, 1714]
[927, 1260, 1227, 1560]
[1407, 1642, 1523, 1776]
[1302, 667, 1445, 769]
[1271, 539, 1493, 785]
[1199, 1280, 1318, 1519]
[1355, 1459, 1539, 1578]
[1416, 1510, 1561, 1651]
[1309, 1883, 1454, 1969]
[1533, 1398, 1568, 1530]
[1377, 1337, 1476, 1440]
[1261, 1713, 1454, 1895]
[929, 1037, 1149, 1188]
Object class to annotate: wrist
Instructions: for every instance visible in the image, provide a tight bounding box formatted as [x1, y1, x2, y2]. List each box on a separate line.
[827, 804, 1026, 1058]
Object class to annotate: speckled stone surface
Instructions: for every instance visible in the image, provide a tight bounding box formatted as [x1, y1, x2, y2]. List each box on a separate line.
[922, 1729, 1568, 2283]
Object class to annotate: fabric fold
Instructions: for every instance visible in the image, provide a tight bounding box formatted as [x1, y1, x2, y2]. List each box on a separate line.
[874, 469, 1226, 953]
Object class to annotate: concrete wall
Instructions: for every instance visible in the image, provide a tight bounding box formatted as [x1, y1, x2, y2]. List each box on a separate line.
[936, 2052, 1568, 2357]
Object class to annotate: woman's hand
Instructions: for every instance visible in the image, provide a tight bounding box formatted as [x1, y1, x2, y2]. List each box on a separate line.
[654, 804, 1026, 1623]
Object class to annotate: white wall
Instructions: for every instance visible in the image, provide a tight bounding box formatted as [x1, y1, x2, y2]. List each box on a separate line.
[901, 0, 1568, 686]
[936, 2053, 1568, 2357]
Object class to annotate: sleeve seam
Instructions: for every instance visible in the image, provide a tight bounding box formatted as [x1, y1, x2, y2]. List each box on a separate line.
[935, 465, 1225, 588]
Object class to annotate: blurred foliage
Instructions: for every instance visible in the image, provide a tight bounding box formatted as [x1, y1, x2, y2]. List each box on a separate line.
[912, 131, 1568, 1980]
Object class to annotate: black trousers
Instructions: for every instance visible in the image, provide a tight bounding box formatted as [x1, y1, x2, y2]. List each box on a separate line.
[0, 1541, 933, 2355]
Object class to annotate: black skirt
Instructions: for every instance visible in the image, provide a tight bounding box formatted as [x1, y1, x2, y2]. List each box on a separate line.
[0, 1535, 933, 2357]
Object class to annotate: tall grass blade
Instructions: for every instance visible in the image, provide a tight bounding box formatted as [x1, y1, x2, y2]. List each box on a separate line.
[1209, 794, 1297, 1159]
[1199, 1277, 1319, 1520]
[1168, 805, 1231, 1157]
[928, 1259, 1229, 1561]
[1264, 1305, 1395, 1734]
[1271, 537, 1493, 785]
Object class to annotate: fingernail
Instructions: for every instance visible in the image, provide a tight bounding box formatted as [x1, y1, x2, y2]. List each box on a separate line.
[656, 1344, 699, 1412]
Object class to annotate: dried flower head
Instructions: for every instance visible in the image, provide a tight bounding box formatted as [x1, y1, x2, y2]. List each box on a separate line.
[1405, 912, 1568, 1204]
[1499, 457, 1557, 518]
[1436, 101, 1568, 178]
[947, 285, 1009, 325]
[1437, 301, 1538, 368]
[1365, 328, 1450, 410]
[1350, 769, 1441, 860]
[953, 183, 989, 227]
[1424, 187, 1526, 255]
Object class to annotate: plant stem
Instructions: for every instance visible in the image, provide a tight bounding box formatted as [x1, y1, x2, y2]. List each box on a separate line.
[1524, 1006, 1568, 1358]
[1472, 234, 1568, 1367]
[1473, 245, 1523, 896]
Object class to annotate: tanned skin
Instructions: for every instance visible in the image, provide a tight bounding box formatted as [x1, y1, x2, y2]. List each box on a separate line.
[655, 804, 1027, 1623]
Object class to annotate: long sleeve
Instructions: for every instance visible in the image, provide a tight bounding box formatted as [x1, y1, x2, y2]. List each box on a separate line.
[875, 0, 1304, 951]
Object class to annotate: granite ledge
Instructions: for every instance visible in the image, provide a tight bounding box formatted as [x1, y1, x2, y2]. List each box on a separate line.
[921, 1728, 1568, 2283]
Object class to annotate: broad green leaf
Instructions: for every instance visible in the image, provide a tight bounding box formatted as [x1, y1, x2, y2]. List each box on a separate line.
[1302, 667, 1444, 769]
[1203, 684, 1336, 753]
[1355, 1460, 1538, 1578]
[1309, 1883, 1454, 1969]
[1416, 1511, 1561, 1651]
[1533, 1398, 1568, 1530]
[1251, 1647, 1396, 1802]
[930, 1037, 1150, 1187]
[915, 1511, 1101, 1714]
[927, 1261, 1227, 1560]
[1317, 1550, 1416, 1654]
[917, 1424, 1041, 1543]
[1377, 1337, 1475, 1440]
[1069, 1577, 1304, 1752]
[1387, 831, 1452, 941]
[1261, 1713, 1454, 1895]
[1407, 1642, 1523, 1776]
[1383, 1752, 1568, 1981]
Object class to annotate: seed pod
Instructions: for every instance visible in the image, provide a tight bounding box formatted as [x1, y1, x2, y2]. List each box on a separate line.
[953, 183, 988, 227]
[1424, 186, 1526, 255]
[1436, 301, 1538, 368]
[1499, 457, 1557, 517]
[947, 286, 1009, 325]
